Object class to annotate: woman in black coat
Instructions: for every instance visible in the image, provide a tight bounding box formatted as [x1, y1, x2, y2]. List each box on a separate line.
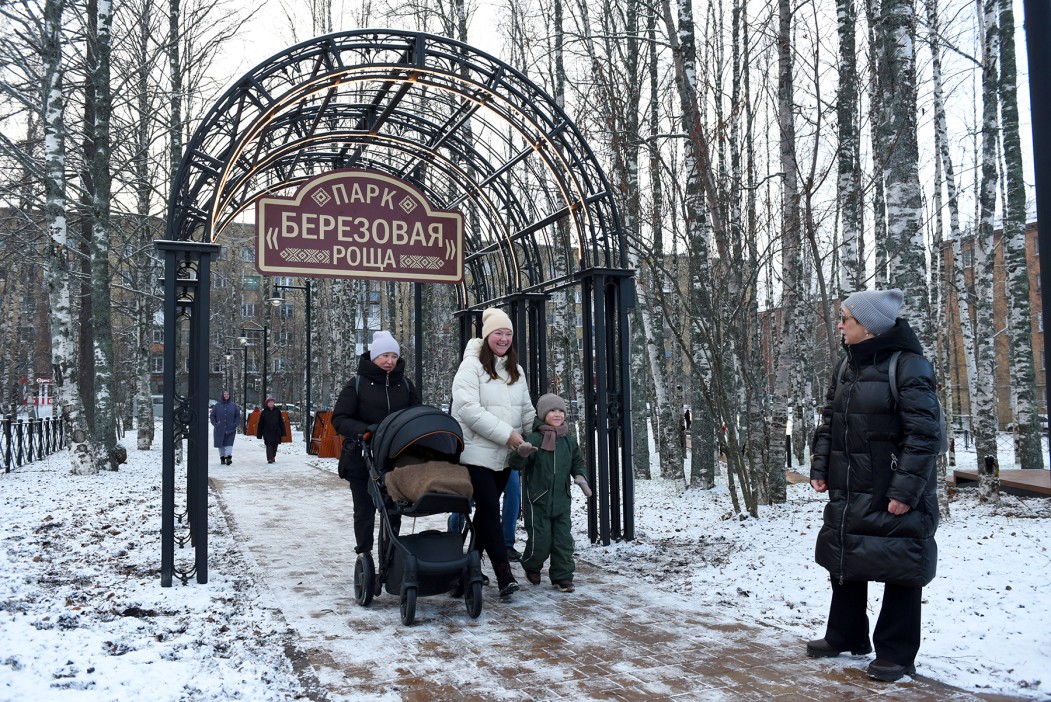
[331, 331, 421, 555]
[256, 397, 289, 464]
[808, 288, 942, 683]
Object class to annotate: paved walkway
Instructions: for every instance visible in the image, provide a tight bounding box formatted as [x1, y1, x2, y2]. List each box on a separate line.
[209, 441, 1016, 702]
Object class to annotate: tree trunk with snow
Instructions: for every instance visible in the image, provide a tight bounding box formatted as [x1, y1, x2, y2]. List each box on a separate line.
[998, 0, 1043, 470]
[42, 0, 93, 474]
[88, 0, 118, 469]
[766, 0, 800, 506]
[836, 0, 863, 297]
[974, 0, 1000, 501]
[874, 0, 932, 350]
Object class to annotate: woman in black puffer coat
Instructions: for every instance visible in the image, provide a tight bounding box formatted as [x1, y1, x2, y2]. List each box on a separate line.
[331, 331, 420, 556]
[256, 397, 289, 463]
[808, 289, 942, 683]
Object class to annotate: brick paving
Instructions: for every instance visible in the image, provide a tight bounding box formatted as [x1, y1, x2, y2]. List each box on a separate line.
[210, 446, 1019, 701]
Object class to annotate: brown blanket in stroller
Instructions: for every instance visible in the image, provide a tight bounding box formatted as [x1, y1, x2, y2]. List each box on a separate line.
[384, 461, 474, 504]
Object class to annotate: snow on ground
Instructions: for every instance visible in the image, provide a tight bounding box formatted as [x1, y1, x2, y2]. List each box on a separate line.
[1, 430, 1050, 701]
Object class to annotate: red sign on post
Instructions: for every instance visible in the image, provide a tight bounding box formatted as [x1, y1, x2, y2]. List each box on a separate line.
[256, 170, 464, 283]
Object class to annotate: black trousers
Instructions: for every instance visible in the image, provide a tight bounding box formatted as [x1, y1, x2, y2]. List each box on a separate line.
[824, 579, 922, 666]
[465, 464, 512, 571]
[345, 451, 399, 553]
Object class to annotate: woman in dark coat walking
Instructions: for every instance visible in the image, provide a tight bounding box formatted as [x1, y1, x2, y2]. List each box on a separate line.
[808, 288, 942, 682]
[209, 389, 240, 465]
[256, 397, 288, 464]
[331, 331, 420, 556]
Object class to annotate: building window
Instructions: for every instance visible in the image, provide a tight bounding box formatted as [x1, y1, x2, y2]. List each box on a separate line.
[962, 247, 975, 268]
[152, 328, 164, 343]
[276, 331, 294, 345]
[214, 275, 228, 289]
[278, 302, 294, 319]
[242, 303, 258, 318]
[244, 328, 264, 344]
[275, 276, 295, 286]
[241, 248, 253, 262]
[212, 358, 223, 374]
[246, 358, 260, 374]
[151, 355, 163, 373]
[273, 358, 285, 372]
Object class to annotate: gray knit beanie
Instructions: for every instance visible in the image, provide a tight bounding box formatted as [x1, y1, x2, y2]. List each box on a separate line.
[536, 393, 567, 421]
[842, 288, 903, 336]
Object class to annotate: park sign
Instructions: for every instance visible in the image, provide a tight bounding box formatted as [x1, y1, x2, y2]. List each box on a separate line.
[255, 170, 464, 283]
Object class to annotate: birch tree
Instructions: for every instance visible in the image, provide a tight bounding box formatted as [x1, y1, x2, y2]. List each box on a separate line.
[998, 0, 1042, 470]
[88, 0, 119, 468]
[836, 0, 863, 297]
[974, 0, 1001, 500]
[43, 0, 94, 473]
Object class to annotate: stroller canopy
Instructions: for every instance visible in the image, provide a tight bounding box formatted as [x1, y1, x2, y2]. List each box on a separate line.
[371, 406, 464, 474]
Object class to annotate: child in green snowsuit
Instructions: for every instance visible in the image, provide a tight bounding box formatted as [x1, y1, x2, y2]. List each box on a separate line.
[510, 393, 591, 592]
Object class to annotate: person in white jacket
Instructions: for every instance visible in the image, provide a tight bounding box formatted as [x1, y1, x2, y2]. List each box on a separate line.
[451, 307, 536, 597]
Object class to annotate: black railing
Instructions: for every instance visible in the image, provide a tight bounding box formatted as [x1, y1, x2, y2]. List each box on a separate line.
[2, 416, 67, 472]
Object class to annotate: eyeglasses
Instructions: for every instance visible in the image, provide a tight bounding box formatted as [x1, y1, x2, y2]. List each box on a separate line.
[839, 314, 856, 324]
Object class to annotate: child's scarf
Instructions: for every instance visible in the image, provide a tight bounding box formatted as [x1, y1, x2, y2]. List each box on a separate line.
[538, 422, 568, 451]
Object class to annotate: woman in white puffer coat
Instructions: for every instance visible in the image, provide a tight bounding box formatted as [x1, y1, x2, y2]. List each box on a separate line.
[451, 308, 536, 597]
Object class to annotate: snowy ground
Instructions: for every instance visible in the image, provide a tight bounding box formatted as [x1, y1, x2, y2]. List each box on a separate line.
[1, 428, 1049, 701]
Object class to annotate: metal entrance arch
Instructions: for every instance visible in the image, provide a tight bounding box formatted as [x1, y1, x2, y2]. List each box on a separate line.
[159, 30, 634, 585]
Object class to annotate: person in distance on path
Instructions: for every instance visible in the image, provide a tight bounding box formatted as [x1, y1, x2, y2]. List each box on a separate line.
[210, 389, 240, 465]
[256, 397, 289, 464]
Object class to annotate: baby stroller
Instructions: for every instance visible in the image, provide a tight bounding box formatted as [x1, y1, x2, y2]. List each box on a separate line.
[354, 405, 484, 624]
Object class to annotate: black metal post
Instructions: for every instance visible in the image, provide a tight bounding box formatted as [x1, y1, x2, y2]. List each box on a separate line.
[274, 282, 313, 450]
[262, 325, 269, 404]
[241, 346, 248, 429]
[306, 282, 311, 450]
[1025, 0, 1051, 465]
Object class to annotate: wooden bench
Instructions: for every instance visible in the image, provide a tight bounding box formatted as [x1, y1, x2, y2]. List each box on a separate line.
[952, 468, 1051, 497]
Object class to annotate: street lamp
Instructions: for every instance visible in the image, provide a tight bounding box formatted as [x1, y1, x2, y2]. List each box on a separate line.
[268, 281, 313, 451]
[227, 346, 250, 431]
[240, 321, 269, 407]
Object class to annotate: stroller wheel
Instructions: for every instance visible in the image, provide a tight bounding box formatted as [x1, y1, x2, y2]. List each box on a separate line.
[354, 552, 375, 606]
[400, 586, 417, 625]
[465, 581, 483, 619]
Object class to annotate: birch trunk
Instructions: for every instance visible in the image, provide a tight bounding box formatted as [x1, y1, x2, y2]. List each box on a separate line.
[875, 0, 932, 348]
[998, 0, 1043, 470]
[836, 0, 863, 297]
[865, 0, 887, 283]
[89, 0, 118, 469]
[42, 0, 93, 474]
[766, 0, 800, 506]
[975, 0, 1000, 501]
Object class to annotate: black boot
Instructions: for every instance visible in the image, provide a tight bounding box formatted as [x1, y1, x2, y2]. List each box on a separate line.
[494, 562, 519, 597]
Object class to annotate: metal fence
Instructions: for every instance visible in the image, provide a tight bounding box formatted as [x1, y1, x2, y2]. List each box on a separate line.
[2, 416, 67, 472]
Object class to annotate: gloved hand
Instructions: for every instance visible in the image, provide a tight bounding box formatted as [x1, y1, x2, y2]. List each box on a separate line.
[516, 442, 538, 457]
[574, 475, 593, 497]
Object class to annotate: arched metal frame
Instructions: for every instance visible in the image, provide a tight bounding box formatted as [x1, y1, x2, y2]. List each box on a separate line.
[160, 30, 635, 585]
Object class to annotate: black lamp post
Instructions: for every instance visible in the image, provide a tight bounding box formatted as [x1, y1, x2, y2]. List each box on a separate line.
[228, 346, 250, 431]
[239, 321, 268, 408]
[269, 281, 313, 451]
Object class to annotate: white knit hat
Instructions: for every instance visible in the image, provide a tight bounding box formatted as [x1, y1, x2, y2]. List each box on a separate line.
[842, 289, 903, 336]
[369, 330, 400, 360]
[481, 307, 513, 339]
